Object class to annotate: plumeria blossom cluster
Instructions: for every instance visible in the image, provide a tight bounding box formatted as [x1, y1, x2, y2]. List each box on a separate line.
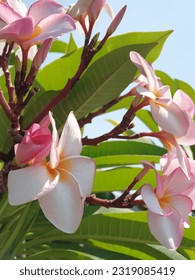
[1, 0, 195, 253]
[130, 51, 195, 249]
[8, 111, 96, 233]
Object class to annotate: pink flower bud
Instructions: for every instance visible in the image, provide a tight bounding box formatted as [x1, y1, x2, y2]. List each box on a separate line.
[106, 5, 127, 36]
[88, 0, 106, 24]
[14, 115, 52, 165]
[32, 38, 53, 70]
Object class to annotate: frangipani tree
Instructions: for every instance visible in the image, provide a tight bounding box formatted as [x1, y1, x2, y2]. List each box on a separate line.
[0, 0, 195, 260]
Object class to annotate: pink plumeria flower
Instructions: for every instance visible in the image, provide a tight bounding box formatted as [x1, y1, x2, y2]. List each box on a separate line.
[172, 89, 195, 146]
[130, 51, 189, 138]
[161, 157, 195, 209]
[0, 0, 36, 60]
[8, 112, 96, 233]
[141, 161, 193, 249]
[67, 0, 114, 35]
[14, 114, 52, 165]
[0, 0, 76, 51]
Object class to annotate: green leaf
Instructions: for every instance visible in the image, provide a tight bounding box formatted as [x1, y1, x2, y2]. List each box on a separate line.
[82, 141, 166, 168]
[93, 167, 155, 193]
[23, 31, 172, 129]
[49, 40, 68, 53]
[23, 212, 195, 259]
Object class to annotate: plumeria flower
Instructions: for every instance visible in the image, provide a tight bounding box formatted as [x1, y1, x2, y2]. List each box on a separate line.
[161, 157, 195, 209]
[14, 114, 52, 165]
[66, 0, 114, 35]
[8, 112, 96, 233]
[130, 51, 189, 138]
[141, 161, 193, 250]
[0, 0, 76, 51]
[172, 89, 195, 146]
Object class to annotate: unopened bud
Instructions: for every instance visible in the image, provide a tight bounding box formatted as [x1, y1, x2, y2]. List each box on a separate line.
[32, 39, 53, 70]
[88, 0, 106, 25]
[106, 5, 127, 37]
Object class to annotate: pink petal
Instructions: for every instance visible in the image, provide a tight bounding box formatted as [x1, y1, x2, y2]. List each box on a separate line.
[104, 2, 115, 19]
[24, 14, 76, 45]
[173, 89, 195, 118]
[169, 194, 192, 227]
[130, 51, 159, 91]
[60, 156, 96, 198]
[49, 111, 59, 169]
[178, 115, 195, 146]
[141, 184, 167, 215]
[27, 0, 66, 25]
[67, 0, 94, 18]
[58, 112, 82, 157]
[14, 141, 51, 165]
[163, 167, 193, 194]
[147, 209, 184, 249]
[38, 172, 83, 233]
[7, 0, 27, 17]
[0, 3, 22, 24]
[8, 164, 59, 205]
[0, 16, 34, 42]
[150, 100, 189, 137]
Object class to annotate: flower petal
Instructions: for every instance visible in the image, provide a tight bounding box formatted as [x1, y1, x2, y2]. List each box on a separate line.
[58, 112, 82, 157]
[8, 164, 59, 205]
[147, 209, 184, 249]
[7, 0, 27, 17]
[59, 156, 96, 198]
[130, 51, 158, 91]
[141, 184, 166, 215]
[27, 0, 65, 25]
[24, 14, 76, 45]
[0, 16, 34, 42]
[169, 194, 192, 228]
[49, 111, 59, 168]
[67, 0, 94, 18]
[164, 167, 193, 194]
[38, 172, 83, 233]
[0, 3, 22, 24]
[150, 100, 189, 137]
[173, 89, 195, 118]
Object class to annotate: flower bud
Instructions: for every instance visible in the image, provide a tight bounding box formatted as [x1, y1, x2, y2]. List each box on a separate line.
[14, 115, 52, 165]
[32, 39, 53, 70]
[106, 5, 127, 37]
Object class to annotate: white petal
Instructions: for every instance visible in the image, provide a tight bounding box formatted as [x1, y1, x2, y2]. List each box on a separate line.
[150, 101, 189, 137]
[8, 164, 59, 206]
[60, 156, 96, 198]
[49, 111, 59, 168]
[170, 194, 192, 227]
[141, 184, 166, 215]
[147, 209, 184, 250]
[38, 172, 83, 233]
[58, 112, 82, 157]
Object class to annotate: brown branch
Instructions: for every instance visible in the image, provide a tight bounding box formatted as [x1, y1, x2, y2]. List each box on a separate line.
[85, 164, 151, 208]
[78, 88, 137, 128]
[82, 97, 149, 146]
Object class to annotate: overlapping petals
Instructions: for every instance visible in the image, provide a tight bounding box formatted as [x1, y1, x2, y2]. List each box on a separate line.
[8, 111, 96, 233]
[0, 0, 76, 49]
[141, 162, 193, 249]
[130, 51, 189, 138]
[14, 114, 52, 165]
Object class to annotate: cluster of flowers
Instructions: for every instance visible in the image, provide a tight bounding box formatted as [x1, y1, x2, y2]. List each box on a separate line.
[1, 0, 195, 250]
[130, 51, 195, 249]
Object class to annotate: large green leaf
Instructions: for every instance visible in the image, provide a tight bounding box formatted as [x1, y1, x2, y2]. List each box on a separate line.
[22, 31, 172, 130]
[93, 167, 155, 193]
[82, 141, 166, 168]
[23, 211, 195, 259]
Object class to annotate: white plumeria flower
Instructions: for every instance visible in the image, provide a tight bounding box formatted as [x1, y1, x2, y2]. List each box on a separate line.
[8, 111, 96, 233]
